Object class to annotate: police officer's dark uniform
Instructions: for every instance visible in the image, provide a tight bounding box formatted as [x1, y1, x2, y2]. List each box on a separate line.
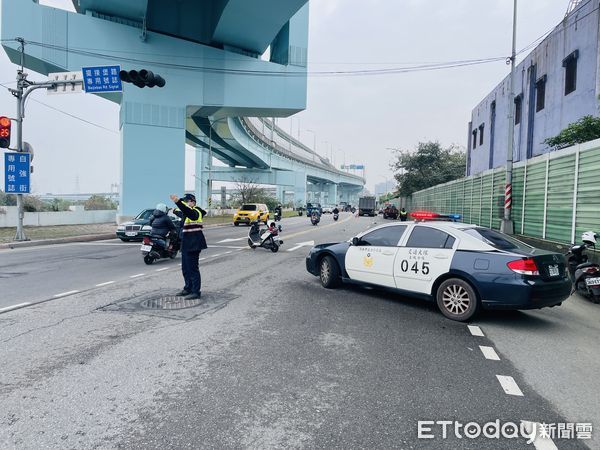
[171, 194, 207, 299]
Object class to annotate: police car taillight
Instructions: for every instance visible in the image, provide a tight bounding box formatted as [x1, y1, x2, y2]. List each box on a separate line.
[507, 258, 539, 276]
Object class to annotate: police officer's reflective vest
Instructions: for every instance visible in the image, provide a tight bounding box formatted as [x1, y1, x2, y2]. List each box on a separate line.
[182, 207, 204, 234]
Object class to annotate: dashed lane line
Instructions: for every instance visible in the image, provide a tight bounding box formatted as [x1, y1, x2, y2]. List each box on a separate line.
[95, 281, 115, 287]
[0, 302, 31, 313]
[155, 267, 169, 272]
[479, 345, 501, 361]
[496, 375, 524, 396]
[53, 290, 80, 298]
[467, 325, 485, 337]
[521, 421, 559, 450]
[129, 273, 145, 278]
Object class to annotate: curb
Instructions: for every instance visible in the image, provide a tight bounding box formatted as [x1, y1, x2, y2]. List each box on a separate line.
[0, 221, 236, 250]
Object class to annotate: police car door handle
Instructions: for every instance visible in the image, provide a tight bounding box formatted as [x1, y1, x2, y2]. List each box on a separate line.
[434, 254, 449, 259]
[383, 250, 395, 256]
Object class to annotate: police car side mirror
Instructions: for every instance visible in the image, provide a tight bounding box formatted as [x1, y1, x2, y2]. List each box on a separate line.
[352, 237, 360, 246]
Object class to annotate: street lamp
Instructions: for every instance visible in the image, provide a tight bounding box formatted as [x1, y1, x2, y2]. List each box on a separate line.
[306, 129, 317, 161]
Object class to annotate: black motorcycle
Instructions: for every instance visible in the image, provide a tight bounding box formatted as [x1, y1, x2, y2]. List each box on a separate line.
[333, 212, 339, 221]
[274, 209, 282, 221]
[310, 212, 320, 226]
[141, 231, 180, 265]
[566, 231, 600, 303]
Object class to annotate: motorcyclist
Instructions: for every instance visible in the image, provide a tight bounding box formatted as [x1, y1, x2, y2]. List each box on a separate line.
[149, 203, 176, 249]
[332, 205, 340, 215]
[275, 204, 282, 219]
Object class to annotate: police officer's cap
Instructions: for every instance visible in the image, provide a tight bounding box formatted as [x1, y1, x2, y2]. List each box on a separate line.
[183, 193, 196, 202]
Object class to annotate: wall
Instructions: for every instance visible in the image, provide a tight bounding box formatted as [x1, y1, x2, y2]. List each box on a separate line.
[411, 138, 600, 244]
[467, 0, 600, 175]
[0, 207, 116, 227]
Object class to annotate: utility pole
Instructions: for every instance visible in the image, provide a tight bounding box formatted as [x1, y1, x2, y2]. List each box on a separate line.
[7, 37, 85, 241]
[501, 0, 518, 235]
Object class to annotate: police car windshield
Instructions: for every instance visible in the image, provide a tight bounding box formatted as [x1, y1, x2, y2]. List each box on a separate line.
[241, 205, 257, 211]
[462, 228, 532, 251]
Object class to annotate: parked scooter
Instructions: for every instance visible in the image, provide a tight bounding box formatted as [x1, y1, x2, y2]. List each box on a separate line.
[566, 231, 600, 303]
[141, 231, 180, 265]
[310, 212, 320, 226]
[248, 220, 283, 252]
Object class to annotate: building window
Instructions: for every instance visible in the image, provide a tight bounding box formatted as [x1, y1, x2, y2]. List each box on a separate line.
[479, 124, 485, 146]
[514, 95, 522, 125]
[535, 75, 547, 112]
[563, 50, 579, 96]
[472, 129, 478, 149]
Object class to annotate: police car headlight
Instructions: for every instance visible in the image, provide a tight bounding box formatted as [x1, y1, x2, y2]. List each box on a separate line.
[142, 225, 152, 231]
[117, 225, 125, 231]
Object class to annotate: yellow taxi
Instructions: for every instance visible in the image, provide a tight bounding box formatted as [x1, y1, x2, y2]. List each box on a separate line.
[233, 203, 270, 226]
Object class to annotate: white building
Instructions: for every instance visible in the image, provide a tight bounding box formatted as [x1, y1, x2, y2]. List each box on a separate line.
[467, 0, 600, 175]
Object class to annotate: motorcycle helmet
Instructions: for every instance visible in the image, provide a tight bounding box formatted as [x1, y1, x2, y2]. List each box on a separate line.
[582, 231, 597, 245]
[156, 203, 168, 213]
[268, 220, 276, 228]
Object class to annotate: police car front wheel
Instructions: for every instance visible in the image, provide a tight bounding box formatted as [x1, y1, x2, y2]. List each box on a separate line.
[320, 256, 341, 288]
[436, 278, 479, 321]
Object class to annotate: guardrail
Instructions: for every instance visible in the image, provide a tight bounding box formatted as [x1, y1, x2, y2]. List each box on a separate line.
[239, 117, 364, 182]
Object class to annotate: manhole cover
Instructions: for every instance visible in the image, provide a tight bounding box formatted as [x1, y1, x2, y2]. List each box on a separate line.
[140, 296, 202, 310]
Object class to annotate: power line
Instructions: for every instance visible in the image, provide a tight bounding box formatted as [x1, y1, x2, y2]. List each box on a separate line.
[0, 81, 118, 134]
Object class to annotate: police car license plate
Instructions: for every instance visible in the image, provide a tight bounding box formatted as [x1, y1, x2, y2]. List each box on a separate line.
[126, 232, 137, 237]
[140, 245, 152, 252]
[548, 265, 560, 277]
[585, 277, 600, 286]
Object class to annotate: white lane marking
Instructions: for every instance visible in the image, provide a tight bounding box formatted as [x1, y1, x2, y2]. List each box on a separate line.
[216, 237, 246, 243]
[467, 325, 485, 337]
[130, 273, 145, 278]
[479, 345, 500, 361]
[208, 245, 246, 249]
[286, 240, 315, 252]
[521, 421, 559, 450]
[212, 254, 222, 258]
[0, 302, 31, 313]
[155, 267, 169, 272]
[496, 375, 524, 396]
[95, 281, 115, 287]
[199, 258, 207, 261]
[224, 251, 232, 255]
[53, 290, 79, 298]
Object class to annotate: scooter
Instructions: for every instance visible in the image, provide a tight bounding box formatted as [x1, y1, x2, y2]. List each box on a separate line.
[566, 231, 600, 303]
[248, 220, 283, 252]
[333, 212, 339, 221]
[141, 231, 180, 265]
[310, 213, 320, 226]
[274, 210, 282, 221]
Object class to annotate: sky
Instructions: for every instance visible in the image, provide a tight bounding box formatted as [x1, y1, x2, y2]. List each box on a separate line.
[0, 0, 569, 194]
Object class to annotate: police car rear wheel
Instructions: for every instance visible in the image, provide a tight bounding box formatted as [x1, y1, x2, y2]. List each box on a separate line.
[436, 278, 478, 321]
[320, 256, 341, 288]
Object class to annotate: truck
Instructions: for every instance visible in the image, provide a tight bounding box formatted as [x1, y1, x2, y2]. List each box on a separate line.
[358, 196, 376, 217]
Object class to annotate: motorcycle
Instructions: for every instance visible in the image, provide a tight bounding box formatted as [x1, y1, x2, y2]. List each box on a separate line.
[248, 220, 283, 252]
[566, 231, 600, 303]
[310, 213, 320, 226]
[333, 212, 339, 221]
[274, 210, 282, 221]
[141, 231, 180, 265]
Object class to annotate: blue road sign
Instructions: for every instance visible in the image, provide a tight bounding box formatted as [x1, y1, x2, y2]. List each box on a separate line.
[82, 65, 122, 93]
[355, 165, 365, 169]
[4, 152, 30, 194]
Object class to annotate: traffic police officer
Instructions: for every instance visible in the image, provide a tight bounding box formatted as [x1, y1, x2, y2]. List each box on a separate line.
[170, 193, 207, 299]
[399, 207, 408, 221]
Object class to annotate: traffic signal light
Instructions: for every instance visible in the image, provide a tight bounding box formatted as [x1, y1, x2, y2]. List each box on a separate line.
[119, 69, 166, 88]
[0, 116, 11, 149]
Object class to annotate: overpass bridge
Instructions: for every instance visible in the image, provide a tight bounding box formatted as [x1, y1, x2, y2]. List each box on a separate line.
[1, 0, 364, 220]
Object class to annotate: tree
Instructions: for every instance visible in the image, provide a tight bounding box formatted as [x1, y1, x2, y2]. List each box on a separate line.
[232, 178, 267, 205]
[544, 115, 600, 149]
[390, 141, 466, 197]
[84, 195, 116, 210]
[0, 190, 17, 206]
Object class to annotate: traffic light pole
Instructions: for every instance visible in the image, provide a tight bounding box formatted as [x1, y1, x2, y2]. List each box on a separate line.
[8, 38, 83, 241]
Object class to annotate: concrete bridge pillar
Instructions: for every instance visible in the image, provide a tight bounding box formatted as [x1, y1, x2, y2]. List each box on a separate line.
[119, 120, 185, 222]
[194, 147, 212, 209]
[293, 172, 307, 207]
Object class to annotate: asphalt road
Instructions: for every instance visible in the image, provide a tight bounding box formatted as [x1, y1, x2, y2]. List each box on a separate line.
[0, 213, 597, 449]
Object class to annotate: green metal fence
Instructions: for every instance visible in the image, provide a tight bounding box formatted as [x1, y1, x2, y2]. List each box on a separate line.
[409, 138, 600, 244]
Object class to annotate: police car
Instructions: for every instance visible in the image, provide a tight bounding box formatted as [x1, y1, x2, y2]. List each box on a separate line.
[305, 212, 571, 321]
